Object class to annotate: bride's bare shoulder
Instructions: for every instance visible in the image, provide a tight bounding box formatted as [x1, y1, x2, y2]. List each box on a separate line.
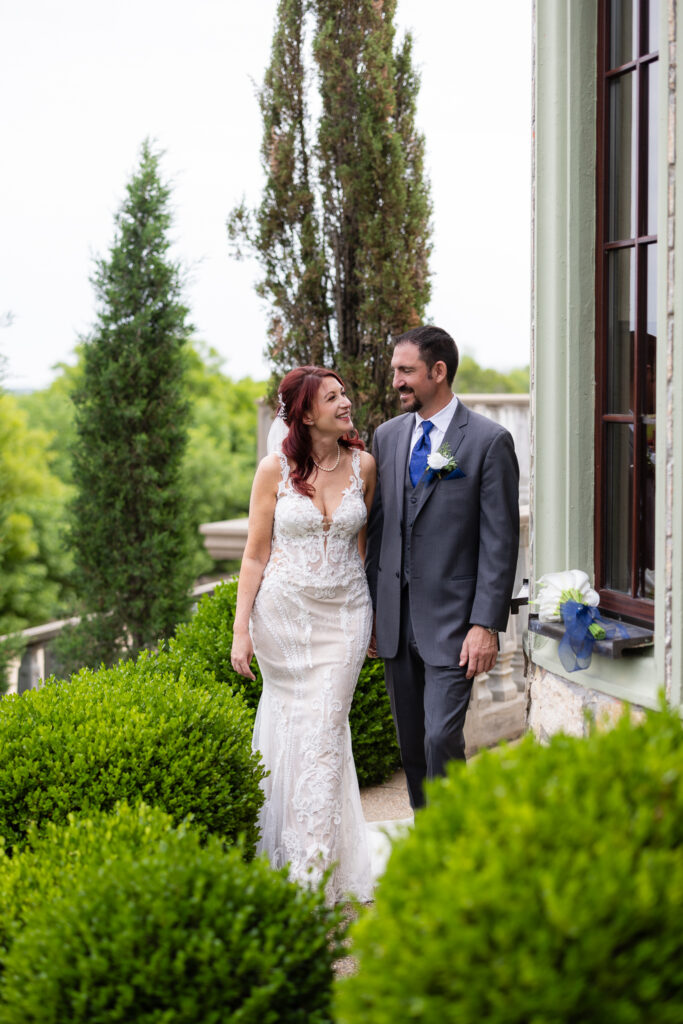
[258, 451, 285, 474]
[358, 449, 376, 473]
[253, 452, 286, 492]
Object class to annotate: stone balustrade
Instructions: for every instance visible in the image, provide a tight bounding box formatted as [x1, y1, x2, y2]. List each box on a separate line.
[1, 581, 221, 696]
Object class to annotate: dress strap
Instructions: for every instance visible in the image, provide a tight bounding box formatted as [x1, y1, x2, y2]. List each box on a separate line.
[350, 448, 363, 491]
[277, 452, 291, 496]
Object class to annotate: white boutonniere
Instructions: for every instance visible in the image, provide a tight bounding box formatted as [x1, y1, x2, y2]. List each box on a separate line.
[426, 442, 458, 479]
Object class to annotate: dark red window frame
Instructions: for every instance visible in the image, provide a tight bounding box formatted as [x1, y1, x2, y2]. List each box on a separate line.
[595, 0, 658, 626]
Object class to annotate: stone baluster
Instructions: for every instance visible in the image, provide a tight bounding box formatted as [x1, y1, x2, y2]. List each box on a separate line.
[486, 634, 518, 702]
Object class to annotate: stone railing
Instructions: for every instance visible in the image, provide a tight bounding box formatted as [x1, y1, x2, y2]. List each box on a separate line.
[2, 581, 221, 696]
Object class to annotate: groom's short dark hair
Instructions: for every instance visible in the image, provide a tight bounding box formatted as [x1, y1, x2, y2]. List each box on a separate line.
[393, 325, 459, 385]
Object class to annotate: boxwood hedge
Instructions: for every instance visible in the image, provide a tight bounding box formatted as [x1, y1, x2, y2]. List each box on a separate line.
[335, 702, 683, 1024]
[0, 802, 179, 969]
[0, 807, 341, 1024]
[170, 580, 401, 786]
[0, 655, 265, 856]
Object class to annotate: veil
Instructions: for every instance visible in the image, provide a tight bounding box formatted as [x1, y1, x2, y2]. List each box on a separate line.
[266, 416, 289, 455]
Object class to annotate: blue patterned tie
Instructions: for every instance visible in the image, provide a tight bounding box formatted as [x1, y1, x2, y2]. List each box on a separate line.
[409, 420, 434, 487]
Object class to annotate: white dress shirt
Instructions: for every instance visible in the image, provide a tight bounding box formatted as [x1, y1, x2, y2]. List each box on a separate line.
[409, 394, 459, 458]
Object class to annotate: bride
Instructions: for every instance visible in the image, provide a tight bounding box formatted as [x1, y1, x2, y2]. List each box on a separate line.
[230, 365, 376, 903]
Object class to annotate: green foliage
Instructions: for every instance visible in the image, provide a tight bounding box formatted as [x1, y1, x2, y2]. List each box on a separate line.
[183, 344, 264, 575]
[0, 806, 340, 1024]
[16, 343, 263, 597]
[0, 654, 265, 856]
[15, 358, 81, 484]
[336, 703, 683, 1024]
[456, 354, 530, 394]
[171, 580, 400, 787]
[229, 0, 432, 443]
[0, 801, 179, 966]
[347, 655, 400, 787]
[169, 577, 264, 709]
[67, 139, 194, 668]
[0, 393, 73, 638]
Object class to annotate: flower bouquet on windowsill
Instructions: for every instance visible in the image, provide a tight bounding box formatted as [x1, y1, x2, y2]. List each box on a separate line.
[533, 570, 627, 672]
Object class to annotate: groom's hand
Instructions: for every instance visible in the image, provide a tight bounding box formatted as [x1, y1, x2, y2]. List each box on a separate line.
[459, 626, 498, 679]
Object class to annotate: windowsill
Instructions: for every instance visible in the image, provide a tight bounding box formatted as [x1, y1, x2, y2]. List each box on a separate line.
[527, 614, 653, 658]
[527, 615, 659, 711]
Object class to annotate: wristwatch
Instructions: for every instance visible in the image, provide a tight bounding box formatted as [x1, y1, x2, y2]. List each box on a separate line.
[474, 625, 498, 636]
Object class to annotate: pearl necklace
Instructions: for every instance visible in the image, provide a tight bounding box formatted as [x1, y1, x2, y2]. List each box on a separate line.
[312, 442, 341, 472]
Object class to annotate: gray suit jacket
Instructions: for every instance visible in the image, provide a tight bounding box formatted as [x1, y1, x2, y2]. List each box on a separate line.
[365, 401, 520, 665]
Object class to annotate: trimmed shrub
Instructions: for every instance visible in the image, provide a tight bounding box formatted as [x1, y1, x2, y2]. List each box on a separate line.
[335, 703, 683, 1024]
[0, 812, 341, 1024]
[0, 802, 179, 968]
[347, 655, 401, 787]
[0, 656, 265, 856]
[171, 580, 401, 786]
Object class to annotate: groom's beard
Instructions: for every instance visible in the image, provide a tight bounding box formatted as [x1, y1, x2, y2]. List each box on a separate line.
[397, 388, 422, 413]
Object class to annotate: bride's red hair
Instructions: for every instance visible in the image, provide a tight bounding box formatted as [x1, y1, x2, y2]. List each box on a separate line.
[279, 366, 364, 496]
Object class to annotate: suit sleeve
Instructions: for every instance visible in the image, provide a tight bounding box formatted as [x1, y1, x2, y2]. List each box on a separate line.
[469, 429, 520, 632]
[364, 430, 384, 609]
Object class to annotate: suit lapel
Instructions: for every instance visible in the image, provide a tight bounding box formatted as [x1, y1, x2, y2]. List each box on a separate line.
[393, 414, 414, 515]
[414, 400, 470, 517]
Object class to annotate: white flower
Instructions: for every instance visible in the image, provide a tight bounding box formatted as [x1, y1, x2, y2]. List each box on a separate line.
[427, 451, 449, 471]
[535, 569, 599, 622]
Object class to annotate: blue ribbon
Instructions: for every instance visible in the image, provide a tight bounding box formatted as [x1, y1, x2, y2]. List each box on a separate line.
[558, 601, 629, 672]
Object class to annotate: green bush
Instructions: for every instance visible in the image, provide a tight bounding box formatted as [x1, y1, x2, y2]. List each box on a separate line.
[0, 810, 341, 1024]
[0, 802, 179, 968]
[335, 703, 683, 1024]
[0, 655, 265, 856]
[171, 580, 401, 786]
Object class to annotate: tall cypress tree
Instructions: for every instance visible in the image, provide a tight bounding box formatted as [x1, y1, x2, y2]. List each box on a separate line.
[229, 0, 432, 441]
[66, 141, 193, 669]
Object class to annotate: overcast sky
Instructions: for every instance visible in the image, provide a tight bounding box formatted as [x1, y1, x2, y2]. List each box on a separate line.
[1, 1, 532, 391]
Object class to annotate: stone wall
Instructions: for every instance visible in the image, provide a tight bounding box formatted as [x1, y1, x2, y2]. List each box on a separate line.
[526, 663, 646, 743]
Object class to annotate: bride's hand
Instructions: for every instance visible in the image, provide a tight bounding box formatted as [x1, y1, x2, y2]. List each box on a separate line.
[231, 631, 256, 681]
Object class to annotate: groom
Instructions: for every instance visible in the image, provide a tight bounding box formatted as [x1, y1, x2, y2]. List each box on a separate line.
[365, 326, 519, 809]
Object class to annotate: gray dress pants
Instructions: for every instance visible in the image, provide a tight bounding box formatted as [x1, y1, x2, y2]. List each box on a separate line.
[383, 585, 473, 809]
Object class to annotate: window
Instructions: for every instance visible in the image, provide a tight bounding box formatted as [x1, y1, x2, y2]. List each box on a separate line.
[595, 0, 658, 624]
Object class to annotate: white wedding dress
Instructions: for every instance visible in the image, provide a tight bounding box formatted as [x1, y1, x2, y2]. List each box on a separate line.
[250, 449, 374, 903]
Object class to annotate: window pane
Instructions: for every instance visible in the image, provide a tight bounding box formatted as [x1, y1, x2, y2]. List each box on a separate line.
[610, 0, 637, 68]
[604, 423, 633, 593]
[645, 242, 657, 414]
[606, 248, 635, 413]
[647, 0, 659, 54]
[608, 73, 637, 241]
[646, 62, 659, 234]
[639, 420, 656, 597]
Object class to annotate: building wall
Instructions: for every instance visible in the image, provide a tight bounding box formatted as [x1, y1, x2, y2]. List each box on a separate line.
[530, 0, 683, 731]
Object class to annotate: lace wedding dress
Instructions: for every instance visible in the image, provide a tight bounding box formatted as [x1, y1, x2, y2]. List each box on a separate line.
[250, 449, 374, 903]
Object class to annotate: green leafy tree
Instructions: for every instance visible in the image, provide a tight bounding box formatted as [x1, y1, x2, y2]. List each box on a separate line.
[0, 393, 74, 691]
[456, 355, 530, 394]
[65, 140, 194, 670]
[183, 344, 264, 575]
[16, 357, 82, 484]
[229, 0, 432, 441]
[16, 344, 266, 587]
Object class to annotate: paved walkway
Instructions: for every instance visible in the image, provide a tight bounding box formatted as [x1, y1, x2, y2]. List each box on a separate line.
[360, 769, 412, 822]
[360, 770, 413, 880]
